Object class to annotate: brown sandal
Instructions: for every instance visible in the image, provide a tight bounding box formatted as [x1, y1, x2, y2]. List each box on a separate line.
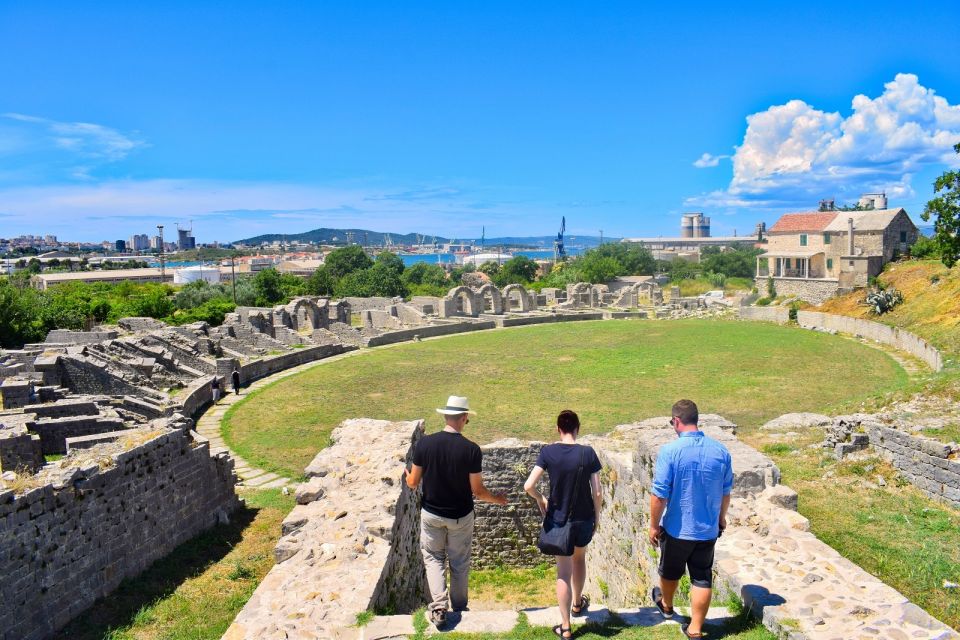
[552, 624, 572, 638]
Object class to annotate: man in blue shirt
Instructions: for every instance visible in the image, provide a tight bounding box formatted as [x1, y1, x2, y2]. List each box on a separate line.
[648, 399, 733, 639]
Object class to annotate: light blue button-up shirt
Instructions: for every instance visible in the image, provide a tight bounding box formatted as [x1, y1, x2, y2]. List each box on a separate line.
[651, 431, 734, 541]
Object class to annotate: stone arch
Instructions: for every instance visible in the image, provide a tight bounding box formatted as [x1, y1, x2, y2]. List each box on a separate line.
[502, 284, 533, 312]
[476, 284, 504, 314]
[285, 297, 323, 331]
[443, 286, 479, 318]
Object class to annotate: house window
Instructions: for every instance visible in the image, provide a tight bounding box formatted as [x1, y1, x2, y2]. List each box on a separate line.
[823, 233, 831, 244]
[827, 258, 833, 270]
[800, 234, 808, 246]
[899, 231, 907, 242]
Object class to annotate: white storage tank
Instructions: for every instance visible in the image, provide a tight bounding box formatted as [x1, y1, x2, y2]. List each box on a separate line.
[173, 266, 221, 285]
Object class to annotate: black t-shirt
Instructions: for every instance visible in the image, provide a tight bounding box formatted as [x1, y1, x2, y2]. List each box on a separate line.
[535, 443, 602, 524]
[413, 431, 483, 519]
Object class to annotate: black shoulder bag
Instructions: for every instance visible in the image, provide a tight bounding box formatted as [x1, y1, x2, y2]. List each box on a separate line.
[537, 445, 586, 556]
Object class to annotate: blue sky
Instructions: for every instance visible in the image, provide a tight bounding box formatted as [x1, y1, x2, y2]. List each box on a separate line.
[1, 2, 959, 243]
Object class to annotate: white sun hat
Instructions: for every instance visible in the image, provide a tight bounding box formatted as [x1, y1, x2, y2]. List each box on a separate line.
[436, 395, 477, 416]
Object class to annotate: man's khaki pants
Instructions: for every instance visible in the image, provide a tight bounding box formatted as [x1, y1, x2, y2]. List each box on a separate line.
[420, 509, 475, 613]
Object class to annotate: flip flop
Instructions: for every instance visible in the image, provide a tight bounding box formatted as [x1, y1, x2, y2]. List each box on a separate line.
[571, 594, 590, 615]
[681, 623, 704, 638]
[651, 586, 674, 618]
[552, 624, 572, 638]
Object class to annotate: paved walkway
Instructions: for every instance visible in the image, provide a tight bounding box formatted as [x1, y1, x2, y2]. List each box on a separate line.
[341, 605, 737, 639]
[194, 351, 365, 490]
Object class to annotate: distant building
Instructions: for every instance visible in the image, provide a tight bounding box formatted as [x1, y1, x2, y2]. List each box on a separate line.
[756, 205, 919, 304]
[150, 235, 163, 251]
[173, 266, 221, 285]
[115, 240, 126, 253]
[680, 213, 711, 238]
[31, 268, 174, 291]
[177, 228, 196, 251]
[622, 213, 755, 253]
[128, 234, 150, 252]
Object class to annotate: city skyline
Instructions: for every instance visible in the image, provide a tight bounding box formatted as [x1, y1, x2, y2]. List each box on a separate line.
[1, 2, 959, 243]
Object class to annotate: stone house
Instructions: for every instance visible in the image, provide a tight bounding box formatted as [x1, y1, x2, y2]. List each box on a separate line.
[755, 208, 919, 304]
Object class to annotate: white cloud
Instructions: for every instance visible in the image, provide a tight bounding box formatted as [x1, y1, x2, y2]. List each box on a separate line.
[687, 74, 960, 209]
[1, 113, 145, 177]
[692, 152, 730, 168]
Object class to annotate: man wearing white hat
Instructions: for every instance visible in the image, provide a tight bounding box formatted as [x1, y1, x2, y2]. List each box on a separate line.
[405, 395, 507, 628]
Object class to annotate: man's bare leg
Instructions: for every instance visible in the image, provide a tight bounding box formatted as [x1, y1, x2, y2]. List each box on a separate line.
[659, 577, 679, 611]
[687, 585, 711, 635]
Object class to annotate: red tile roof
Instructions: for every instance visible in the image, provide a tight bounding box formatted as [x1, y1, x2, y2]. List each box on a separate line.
[768, 212, 838, 233]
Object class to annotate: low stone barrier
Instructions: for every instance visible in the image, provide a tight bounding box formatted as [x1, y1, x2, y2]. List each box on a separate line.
[364, 321, 497, 347]
[44, 330, 118, 345]
[0, 428, 240, 640]
[30, 416, 126, 455]
[797, 310, 943, 371]
[738, 306, 790, 324]
[177, 374, 217, 418]
[494, 312, 604, 328]
[226, 419, 426, 640]
[237, 344, 349, 383]
[868, 425, 960, 508]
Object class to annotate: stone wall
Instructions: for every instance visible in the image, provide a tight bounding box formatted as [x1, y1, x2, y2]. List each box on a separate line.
[754, 276, 840, 305]
[867, 424, 960, 507]
[473, 440, 546, 569]
[58, 356, 145, 397]
[176, 374, 217, 418]
[30, 416, 125, 455]
[342, 296, 400, 313]
[237, 344, 349, 383]
[44, 330, 118, 345]
[797, 310, 944, 371]
[494, 313, 604, 328]
[364, 321, 498, 347]
[0, 428, 240, 640]
[737, 306, 790, 324]
[0, 429, 43, 473]
[227, 419, 426, 640]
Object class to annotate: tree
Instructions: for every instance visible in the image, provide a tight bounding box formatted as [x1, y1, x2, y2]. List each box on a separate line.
[324, 245, 373, 279]
[576, 253, 624, 284]
[252, 268, 285, 305]
[592, 243, 655, 275]
[497, 255, 539, 285]
[922, 142, 960, 268]
[375, 251, 406, 276]
[26, 258, 41, 274]
[402, 262, 448, 288]
[305, 265, 337, 296]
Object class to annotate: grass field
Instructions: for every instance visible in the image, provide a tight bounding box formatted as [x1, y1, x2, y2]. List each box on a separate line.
[223, 319, 908, 479]
[55, 489, 294, 640]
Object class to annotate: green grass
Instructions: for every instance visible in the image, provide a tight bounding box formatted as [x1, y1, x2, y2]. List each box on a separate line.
[469, 564, 556, 609]
[744, 428, 960, 630]
[434, 610, 775, 640]
[223, 319, 908, 478]
[55, 489, 295, 640]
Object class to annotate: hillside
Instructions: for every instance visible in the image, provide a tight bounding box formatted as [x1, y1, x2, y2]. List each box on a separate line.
[234, 228, 612, 248]
[816, 259, 960, 357]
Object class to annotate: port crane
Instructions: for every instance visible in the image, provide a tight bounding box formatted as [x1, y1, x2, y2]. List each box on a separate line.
[554, 217, 567, 262]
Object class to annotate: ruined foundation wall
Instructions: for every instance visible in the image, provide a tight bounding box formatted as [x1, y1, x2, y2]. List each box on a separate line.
[0, 429, 240, 640]
[364, 321, 497, 347]
[58, 356, 145, 397]
[867, 425, 960, 508]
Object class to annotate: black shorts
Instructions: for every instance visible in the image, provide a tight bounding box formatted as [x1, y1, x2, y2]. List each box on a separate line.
[570, 520, 595, 548]
[657, 531, 717, 588]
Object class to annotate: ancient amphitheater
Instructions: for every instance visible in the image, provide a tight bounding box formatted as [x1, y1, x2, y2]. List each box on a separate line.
[1, 282, 957, 640]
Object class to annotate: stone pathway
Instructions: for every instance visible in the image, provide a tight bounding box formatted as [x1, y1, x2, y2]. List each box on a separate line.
[338, 605, 737, 639]
[194, 353, 364, 490]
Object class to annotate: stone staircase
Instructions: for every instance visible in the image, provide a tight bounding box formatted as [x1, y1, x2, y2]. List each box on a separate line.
[335, 605, 737, 639]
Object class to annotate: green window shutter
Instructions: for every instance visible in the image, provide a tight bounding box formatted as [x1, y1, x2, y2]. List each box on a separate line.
[827, 258, 833, 270]
[785, 258, 791, 269]
[800, 234, 808, 246]
[824, 233, 831, 244]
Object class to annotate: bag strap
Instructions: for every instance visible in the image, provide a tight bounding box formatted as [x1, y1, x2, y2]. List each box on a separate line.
[559, 445, 587, 525]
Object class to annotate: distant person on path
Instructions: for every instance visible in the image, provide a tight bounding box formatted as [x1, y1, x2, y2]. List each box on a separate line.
[231, 369, 241, 395]
[649, 399, 733, 639]
[405, 395, 507, 629]
[524, 410, 603, 640]
[211, 377, 221, 403]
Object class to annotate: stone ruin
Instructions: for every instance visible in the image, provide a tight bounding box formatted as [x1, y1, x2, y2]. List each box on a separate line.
[226, 416, 960, 640]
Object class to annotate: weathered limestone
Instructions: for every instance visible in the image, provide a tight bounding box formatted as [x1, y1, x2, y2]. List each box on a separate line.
[227, 419, 426, 640]
[0, 425, 240, 640]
